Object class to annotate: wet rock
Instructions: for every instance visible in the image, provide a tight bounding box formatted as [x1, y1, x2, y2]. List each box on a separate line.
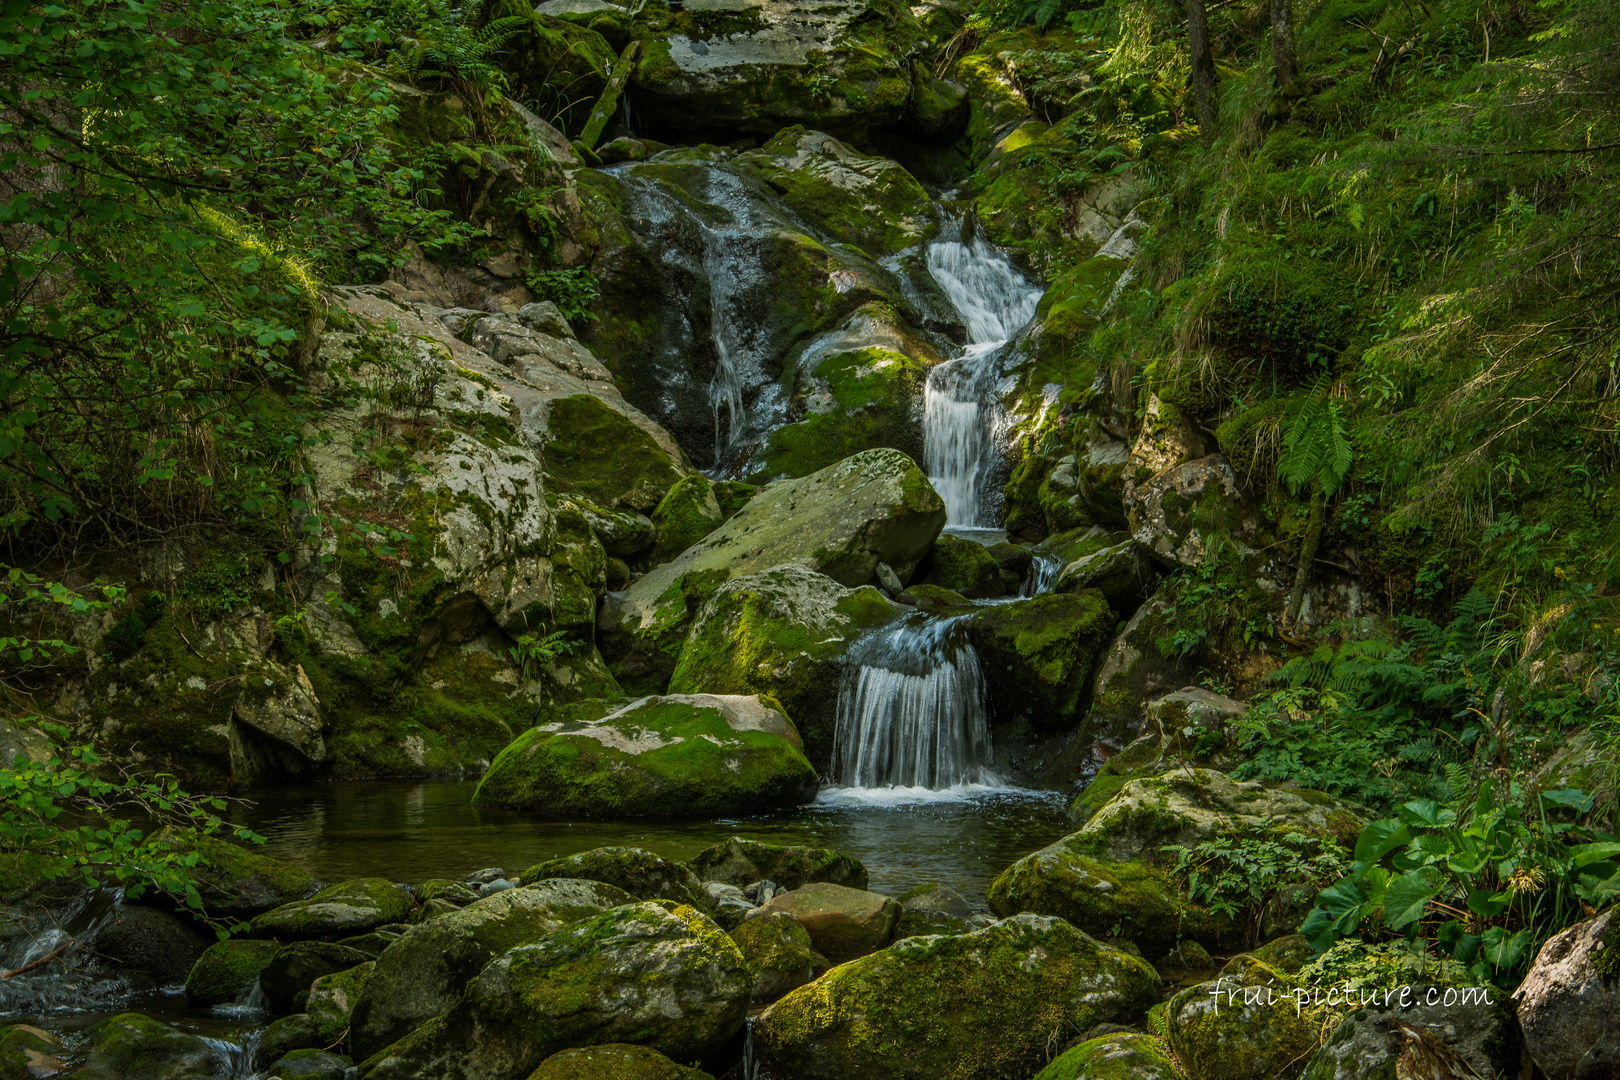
[270, 1048, 352, 1080]
[83, 1013, 219, 1080]
[964, 590, 1115, 729]
[0, 1024, 65, 1080]
[754, 914, 1160, 1080]
[753, 882, 901, 962]
[476, 878, 513, 897]
[916, 534, 1019, 598]
[250, 878, 411, 940]
[896, 583, 970, 607]
[1166, 955, 1316, 1080]
[1031, 1032, 1178, 1080]
[412, 879, 479, 906]
[519, 847, 715, 914]
[701, 882, 753, 930]
[667, 565, 900, 765]
[895, 882, 972, 918]
[350, 878, 634, 1060]
[649, 475, 725, 565]
[307, 960, 373, 1044]
[527, 1044, 714, 1080]
[151, 829, 318, 918]
[472, 694, 817, 817]
[94, 905, 208, 986]
[257, 1014, 323, 1063]
[231, 661, 328, 778]
[1055, 540, 1158, 611]
[184, 938, 281, 1006]
[688, 836, 869, 892]
[1085, 587, 1196, 750]
[361, 902, 751, 1080]
[599, 449, 943, 687]
[1513, 907, 1620, 1080]
[258, 942, 372, 1010]
[567, 497, 657, 559]
[729, 910, 829, 1004]
[1303, 983, 1525, 1080]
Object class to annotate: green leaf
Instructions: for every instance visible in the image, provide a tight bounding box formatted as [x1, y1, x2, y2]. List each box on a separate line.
[1353, 819, 1412, 865]
[1382, 869, 1441, 930]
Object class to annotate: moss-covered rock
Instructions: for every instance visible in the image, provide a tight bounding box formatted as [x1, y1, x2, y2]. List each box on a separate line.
[251, 878, 412, 940]
[82, 1013, 218, 1080]
[526, 1043, 714, 1080]
[350, 878, 635, 1060]
[1301, 982, 1526, 1080]
[0, 1024, 63, 1080]
[259, 942, 373, 1010]
[1031, 1033, 1178, 1080]
[600, 450, 942, 689]
[519, 847, 715, 914]
[258, 1014, 324, 1063]
[916, 534, 1018, 598]
[753, 345, 928, 481]
[504, 14, 617, 135]
[472, 694, 817, 817]
[1166, 956, 1318, 1080]
[687, 836, 868, 892]
[753, 882, 901, 962]
[754, 913, 1159, 1080]
[896, 583, 971, 608]
[1055, 540, 1158, 611]
[184, 938, 282, 1006]
[1086, 588, 1195, 750]
[542, 393, 687, 508]
[667, 564, 900, 768]
[152, 829, 319, 918]
[649, 476, 724, 565]
[270, 1048, 353, 1080]
[964, 591, 1115, 729]
[729, 910, 830, 1004]
[1249, 934, 1314, 975]
[361, 902, 751, 1080]
[307, 961, 374, 1045]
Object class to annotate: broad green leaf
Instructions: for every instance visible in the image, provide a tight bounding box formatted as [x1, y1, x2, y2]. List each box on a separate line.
[1382, 869, 1441, 930]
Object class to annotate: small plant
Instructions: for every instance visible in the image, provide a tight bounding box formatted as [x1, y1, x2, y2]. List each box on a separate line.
[525, 267, 601, 325]
[507, 630, 580, 682]
[1168, 824, 1349, 946]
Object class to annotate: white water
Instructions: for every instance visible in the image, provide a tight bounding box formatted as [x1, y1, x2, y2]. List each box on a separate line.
[923, 233, 1042, 527]
[1022, 552, 1064, 596]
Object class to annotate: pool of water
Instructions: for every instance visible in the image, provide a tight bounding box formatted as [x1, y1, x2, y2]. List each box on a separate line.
[232, 780, 1075, 905]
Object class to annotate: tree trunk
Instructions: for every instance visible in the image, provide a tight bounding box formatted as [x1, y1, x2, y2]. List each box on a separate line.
[1285, 486, 1326, 630]
[1187, 0, 1218, 141]
[1271, 0, 1298, 90]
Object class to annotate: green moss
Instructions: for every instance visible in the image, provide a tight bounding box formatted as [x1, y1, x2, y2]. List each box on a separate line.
[754, 347, 926, 481]
[1032, 1033, 1178, 1080]
[917, 535, 1017, 598]
[542, 394, 684, 506]
[185, 939, 283, 1006]
[967, 591, 1116, 728]
[687, 837, 868, 891]
[649, 476, 722, 565]
[84, 1013, 215, 1078]
[307, 960, 375, 1045]
[251, 878, 411, 939]
[528, 1044, 714, 1080]
[155, 828, 318, 917]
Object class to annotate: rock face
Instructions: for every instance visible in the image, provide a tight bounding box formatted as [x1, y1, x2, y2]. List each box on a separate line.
[472, 694, 818, 817]
[1085, 588, 1197, 749]
[362, 902, 751, 1080]
[687, 837, 868, 892]
[729, 910, 830, 1004]
[519, 847, 715, 914]
[965, 590, 1115, 728]
[1031, 1033, 1178, 1080]
[753, 882, 901, 962]
[753, 914, 1159, 1080]
[1513, 908, 1620, 1080]
[349, 879, 634, 1060]
[528, 1044, 714, 1080]
[600, 450, 943, 686]
[1304, 983, 1525, 1080]
[667, 565, 899, 765]
[251, 878, 411, 939]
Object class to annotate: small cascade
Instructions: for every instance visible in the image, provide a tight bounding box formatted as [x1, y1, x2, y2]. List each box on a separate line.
[202, 1030, 264, 1080]
[0, 889, 132, 1016]
[922, 231, 1042, 527]
[1022, 552, 1063, 596]
[830, 613, 999, 790]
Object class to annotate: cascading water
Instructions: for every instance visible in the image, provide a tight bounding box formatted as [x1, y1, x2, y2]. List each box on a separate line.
[1022, 552, 1063, 596]
[922, 230, 1042, 527]
[829, 613, 999, 791]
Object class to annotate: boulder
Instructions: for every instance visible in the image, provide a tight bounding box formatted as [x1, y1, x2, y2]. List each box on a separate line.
[1086, 588, 1197, 749]
[916, 534, 1019, 598]
[753, 882, 901, 962]
[519, 847, 715, 914]
[649, 475, 725, 565]
[231, 661, 328, 776]
[1304, 983, 1526, 1080]
[472, 694, 818, 817]
[250, 878, 411, 939]
[1031, 1033, 1178, 1080]
[1126, 453, 1270, 570]
[599, 449, 944, 687]
[258, 1014, 324, 1063]
[567, 498, 657, 559]
[964, 591, 1115, 729]
[687, 837, 868, 892]
[349, 879, 634, 1060]
[729, 910, 830, 1004]
[151, 829, 318, 918]
[361, 902, 751, 1080]
[258, 942, 372, 1010]
[1055, 540, 1158, 611]
[307, 961, 373, 1044]
[1513, 908, 1620, 1080]
[754, 914, 1160, 1080]
[893, 883, 975, 940]
[897, 583, 970, 607]
[527, 1044, 714, 1080]
[94, 905, 208, 986]
[82, 1013, 220, 1080]
[1166, 955, 1317, 1080]
[0, 1025, 65, 1080]
[1142, 687, 1249, 743]
[271, 1049, 353, 1080]
[666, 565, 899, 766]
[701, 881, 754, 930]
[184, 938, 282, 1006]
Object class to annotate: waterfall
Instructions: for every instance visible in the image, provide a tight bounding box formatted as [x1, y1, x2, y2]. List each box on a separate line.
[0, 889, 132, 1015]
[922, 232, 1042, 527]
[829, 613, 1000, 791]
[1022, 552, 1063, 596]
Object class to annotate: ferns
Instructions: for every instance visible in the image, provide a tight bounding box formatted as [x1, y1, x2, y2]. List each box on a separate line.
[387, 9, 528, 94]
[1278, 386, 1354, 497]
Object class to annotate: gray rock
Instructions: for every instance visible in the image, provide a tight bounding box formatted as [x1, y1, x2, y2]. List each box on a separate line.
[753, 882, 900, 962]
[1303, 983, 1525, 1080]
[1514, 908, 1620, 1080]
[876, 561, 904, 596]
[1056, 540, 1158, 610]
[250, 878, 412, 940]
[270, 1048, 352, 1080]
[230, 662, 327, 778]
[702, 881, 754, 930]
[475, 878, 514, 897]
[463, 868, 506, 885]
[515, 300, 574, 339]
[258, 941, 372, 1010]
[896, 882, 972, 919]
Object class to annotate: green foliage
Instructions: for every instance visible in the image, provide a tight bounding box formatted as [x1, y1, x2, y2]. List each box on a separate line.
[525, 267, 602, 325]
[1157, 541, 1269, 658]
[0, 567, 126, 668]
[1166, 824, 1349, 944]
[1279, 390, 1354, 497]
[506, 630, 580, 683]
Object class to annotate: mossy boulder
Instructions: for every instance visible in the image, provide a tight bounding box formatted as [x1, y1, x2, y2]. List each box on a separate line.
[897, 583, 970, 607]
[152, 828, 319, 917]
[753, 913, 1159, 1080]
[1301, 982, 1526, 1080]
[542, 393, 687, 508]
[502, 14, 616, 135]
[964, 591, 1115, 729]
[519, 847, 715, 914]
[1055, 540, 1158, 611]
[251, 878, 412, 940]
[307, 961, 374, 1045]
[1165, 956, 1318, 1080]
[729, 910, 830, 1004]
[82, 1013, 219, 1080]
[916, 534, 1019, 598]
[259, 942, 373, 1010]
[361, 902, 751, 1080]
[258, 1014, 324, 1062]
[270, 1048, 353, 1080]
[649, 476, 724, 565]
[753, 345, 928, 481]
[667, 564, 900, 768]
[184, 938, 282, 1006]
[350, 878, 635, 1060]
[472, 694, 818, 817]
[1086, 588, 1195, 749]
[0, 1024, 63, 1080]
[1125, 454, 1271, 570]
[568, 498, 657, 560]
[687, 836, 868, 892]
[600, 449, 943, 688]
[753, 882, 901, 962]
[1031, 1033, 1178, 1080]
[527, 1044, 714, 1080]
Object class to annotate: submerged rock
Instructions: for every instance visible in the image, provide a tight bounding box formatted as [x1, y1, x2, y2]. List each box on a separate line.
[753, 882, 901, 962]
[527, 1044, 714, 1080]
[519, 847, 715, 914]
[361, 902, 751, 1080]
[349, 878, 635, 1060]
[687, 836, 868, 892]
[472, 694, 818, 817]
[729, 910, 830, 1004]
[250, 878, 411, 940]
[754, 914, 1159, 1080]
